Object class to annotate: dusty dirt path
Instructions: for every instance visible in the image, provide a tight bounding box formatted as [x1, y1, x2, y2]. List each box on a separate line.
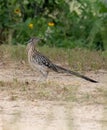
[0, 64, 107, 130]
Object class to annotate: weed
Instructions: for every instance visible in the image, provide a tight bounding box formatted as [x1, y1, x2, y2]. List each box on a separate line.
[0, 45, 107, 71]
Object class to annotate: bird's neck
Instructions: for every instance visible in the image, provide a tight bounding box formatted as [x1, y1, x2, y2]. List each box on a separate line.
[28, 45, 38, 55]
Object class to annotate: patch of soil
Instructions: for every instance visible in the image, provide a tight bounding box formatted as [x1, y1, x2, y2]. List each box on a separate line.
[0, 63, 107, 130]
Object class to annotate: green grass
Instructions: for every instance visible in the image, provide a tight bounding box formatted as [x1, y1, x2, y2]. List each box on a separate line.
[0, 44, 107, 71]
[0, 44, 27, 62]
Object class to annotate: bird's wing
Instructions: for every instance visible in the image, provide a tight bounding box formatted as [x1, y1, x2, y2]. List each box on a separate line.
[32, 52, 58, 72]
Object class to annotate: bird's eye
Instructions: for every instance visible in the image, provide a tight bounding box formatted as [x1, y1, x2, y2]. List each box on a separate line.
[31, 38, 35, 42]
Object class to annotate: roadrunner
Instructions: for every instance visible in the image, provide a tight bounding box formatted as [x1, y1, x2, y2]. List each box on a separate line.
[27, 37, 98, 83]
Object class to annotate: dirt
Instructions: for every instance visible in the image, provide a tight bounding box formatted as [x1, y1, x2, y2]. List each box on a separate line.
[0, 63, 107, 130]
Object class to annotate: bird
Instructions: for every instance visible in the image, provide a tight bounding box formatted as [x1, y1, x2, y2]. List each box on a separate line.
[26, 37, 98, 83]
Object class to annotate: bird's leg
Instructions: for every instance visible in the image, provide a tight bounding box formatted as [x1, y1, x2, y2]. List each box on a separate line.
[37, 70, 49, 82]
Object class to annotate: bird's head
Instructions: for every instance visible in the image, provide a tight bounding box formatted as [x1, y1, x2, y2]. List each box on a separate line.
[26, 37, 41, 51]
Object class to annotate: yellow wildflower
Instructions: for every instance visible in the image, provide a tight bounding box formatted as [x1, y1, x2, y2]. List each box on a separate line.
[28, 23, 33, 29]
[14, 8, 21, 14]
[48, 22, 55, 27]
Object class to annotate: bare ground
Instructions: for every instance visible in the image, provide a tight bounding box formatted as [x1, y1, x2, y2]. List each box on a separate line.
[0, 63, 107, 130]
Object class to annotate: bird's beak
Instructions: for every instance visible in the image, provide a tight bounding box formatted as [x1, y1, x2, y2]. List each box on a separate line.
[26, 39, 32, 44]
[36, 38, 43, 42]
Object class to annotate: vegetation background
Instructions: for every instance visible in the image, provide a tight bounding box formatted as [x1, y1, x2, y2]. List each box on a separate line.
[0, 0, 107, 71]
[0, 0, 107, 50]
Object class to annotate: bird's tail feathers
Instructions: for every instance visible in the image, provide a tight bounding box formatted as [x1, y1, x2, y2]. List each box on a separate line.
[54, 64, 98, 83]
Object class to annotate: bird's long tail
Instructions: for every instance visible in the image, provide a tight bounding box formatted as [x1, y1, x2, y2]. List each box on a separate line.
[54, 64, 98, 83]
